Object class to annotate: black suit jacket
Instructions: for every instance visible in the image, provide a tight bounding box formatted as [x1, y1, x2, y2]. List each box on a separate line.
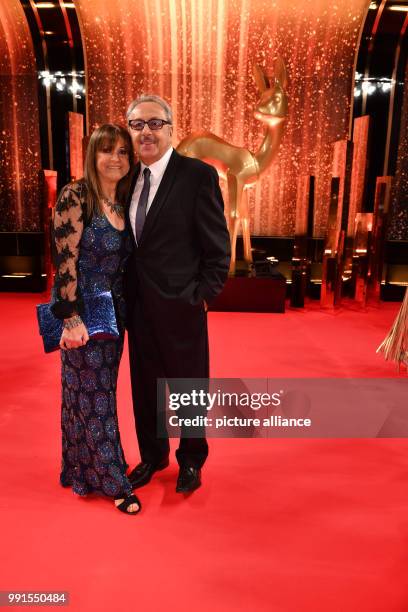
[124, 149, 230, 323]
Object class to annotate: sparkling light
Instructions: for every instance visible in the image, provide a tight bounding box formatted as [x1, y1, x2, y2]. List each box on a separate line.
[388, 5, 408, 11]
[357, 76, 393, 95]
[38, 71, 85, 98]
[69, 80, 82, 94]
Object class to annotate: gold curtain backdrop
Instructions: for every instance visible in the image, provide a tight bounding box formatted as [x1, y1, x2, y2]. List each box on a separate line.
[77, 0, 369, 237]
[0, 0, 41, 231]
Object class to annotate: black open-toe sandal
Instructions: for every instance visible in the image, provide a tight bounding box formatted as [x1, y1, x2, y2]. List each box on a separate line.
[114, 494, 142, 515]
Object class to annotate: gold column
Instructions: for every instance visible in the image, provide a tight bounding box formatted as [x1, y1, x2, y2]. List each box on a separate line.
[320, 177, 341, 308]
[368, 176, 392, 301]
[351, 213, 373, 307]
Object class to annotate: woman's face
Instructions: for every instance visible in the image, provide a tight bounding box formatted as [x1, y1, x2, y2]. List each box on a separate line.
[96, 137, 130, 184]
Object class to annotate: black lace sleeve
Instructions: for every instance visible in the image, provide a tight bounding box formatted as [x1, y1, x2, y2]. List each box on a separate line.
[50, 184, 85, 319]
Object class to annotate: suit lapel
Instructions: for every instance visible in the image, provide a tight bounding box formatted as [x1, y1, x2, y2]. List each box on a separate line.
[138, 149, 181, 247]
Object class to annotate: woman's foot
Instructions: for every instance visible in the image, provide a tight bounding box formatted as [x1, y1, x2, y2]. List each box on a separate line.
[114, 494, 141, 515]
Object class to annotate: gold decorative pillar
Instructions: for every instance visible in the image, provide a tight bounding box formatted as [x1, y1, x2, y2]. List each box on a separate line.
[349, 116, 370, 235]
[321, 177, 341, 308]
[322, 139, 354, 305]
[291, 175, 315, 307]
[368, 176, 392, 301]
[337, 139, 354, 294]
[41, 170, 58, 294]
[352, 213, 373, 307]
[68, 112, 85, 181]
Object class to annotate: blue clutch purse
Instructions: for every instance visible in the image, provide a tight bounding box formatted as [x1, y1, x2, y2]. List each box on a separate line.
[36, 291, 119, 353]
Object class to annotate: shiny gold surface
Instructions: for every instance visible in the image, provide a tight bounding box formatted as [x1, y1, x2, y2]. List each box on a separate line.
[352, 212, 373, 306]
[177, 61, 287, 273]
[349, 116, 370, 236]
[76, 0, 368, 237]
[320, 177, 341, 308]
[41, 169, 58, 293]
[368, 176, 392, 301]
[68, 112, 84, 180]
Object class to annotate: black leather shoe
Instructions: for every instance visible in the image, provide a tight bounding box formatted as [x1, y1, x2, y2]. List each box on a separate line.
[176, 467, 201, 493]
[128, 459, 169, 489]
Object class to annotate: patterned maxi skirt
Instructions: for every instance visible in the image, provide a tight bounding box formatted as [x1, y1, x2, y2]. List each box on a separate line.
[59, 336, 132, 498]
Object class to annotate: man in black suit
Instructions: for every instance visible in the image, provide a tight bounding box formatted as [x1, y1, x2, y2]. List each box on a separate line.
[125, 94, 230, 492]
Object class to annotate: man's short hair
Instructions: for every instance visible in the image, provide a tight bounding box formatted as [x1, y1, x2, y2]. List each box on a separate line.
[126, 95, 173, 124]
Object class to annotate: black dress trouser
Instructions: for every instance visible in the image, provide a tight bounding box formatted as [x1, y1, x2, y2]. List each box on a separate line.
[128, 296, 209, 469]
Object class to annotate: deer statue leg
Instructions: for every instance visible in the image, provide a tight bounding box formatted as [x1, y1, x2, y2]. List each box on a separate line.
[240, 188, 253, 265]
[227, 173, 247, 276]
[227, 173, 239, 276]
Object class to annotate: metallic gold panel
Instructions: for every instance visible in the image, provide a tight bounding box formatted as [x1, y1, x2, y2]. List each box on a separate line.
[349, 115, 370, 236]
[0, 0, 42, 231]
[332, 138, 355, 295]
[68, 112, 84, 181]
[331, 139, 354, 242]
[295, 175, 313, 236]
[352, 212, 373, 306]
[76, 0, 368, 237]
[41, 169, 58, 292]
[368, 175, 392, 301]
[320, 176, 341, 308]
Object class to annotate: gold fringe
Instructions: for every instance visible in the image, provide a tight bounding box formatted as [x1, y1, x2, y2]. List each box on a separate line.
[377, 287, 408, 371]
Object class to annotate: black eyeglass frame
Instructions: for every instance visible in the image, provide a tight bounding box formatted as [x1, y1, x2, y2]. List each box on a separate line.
[128, 118, 172, 131]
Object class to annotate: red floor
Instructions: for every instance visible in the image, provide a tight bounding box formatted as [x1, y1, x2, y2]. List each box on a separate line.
[1, 294, 408, 612]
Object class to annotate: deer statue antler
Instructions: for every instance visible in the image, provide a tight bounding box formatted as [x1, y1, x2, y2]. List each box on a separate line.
[177, 58, 288, 275]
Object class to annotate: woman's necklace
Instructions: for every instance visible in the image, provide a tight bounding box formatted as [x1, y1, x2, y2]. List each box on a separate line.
[102, 196, 124, 216]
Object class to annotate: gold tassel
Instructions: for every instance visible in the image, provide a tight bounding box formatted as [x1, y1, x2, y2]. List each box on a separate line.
[377, 287, 408, 371]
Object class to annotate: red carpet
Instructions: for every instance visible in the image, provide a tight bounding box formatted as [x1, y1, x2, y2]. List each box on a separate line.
[1, 294, 408, 612]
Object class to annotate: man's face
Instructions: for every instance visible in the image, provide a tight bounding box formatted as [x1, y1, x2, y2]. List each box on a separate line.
[128, 101, 173, 166]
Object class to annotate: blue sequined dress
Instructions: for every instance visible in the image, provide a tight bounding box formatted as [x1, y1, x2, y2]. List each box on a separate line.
[52, 181, 133, 498]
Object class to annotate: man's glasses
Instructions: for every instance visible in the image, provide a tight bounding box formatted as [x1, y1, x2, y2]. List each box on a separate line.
[128, 118, 172, 131]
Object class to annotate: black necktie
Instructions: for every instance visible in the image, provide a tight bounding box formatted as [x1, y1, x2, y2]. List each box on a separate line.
[135, 167, 151, 243]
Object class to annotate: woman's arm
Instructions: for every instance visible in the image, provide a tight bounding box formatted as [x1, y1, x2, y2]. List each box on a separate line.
[51, 185, 89, 349]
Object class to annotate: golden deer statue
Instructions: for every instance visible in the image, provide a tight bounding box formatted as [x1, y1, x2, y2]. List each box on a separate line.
[177, 58, 288, 275]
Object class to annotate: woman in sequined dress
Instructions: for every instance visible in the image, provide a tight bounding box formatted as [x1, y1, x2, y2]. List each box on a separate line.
[51, 124, 141, 515]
